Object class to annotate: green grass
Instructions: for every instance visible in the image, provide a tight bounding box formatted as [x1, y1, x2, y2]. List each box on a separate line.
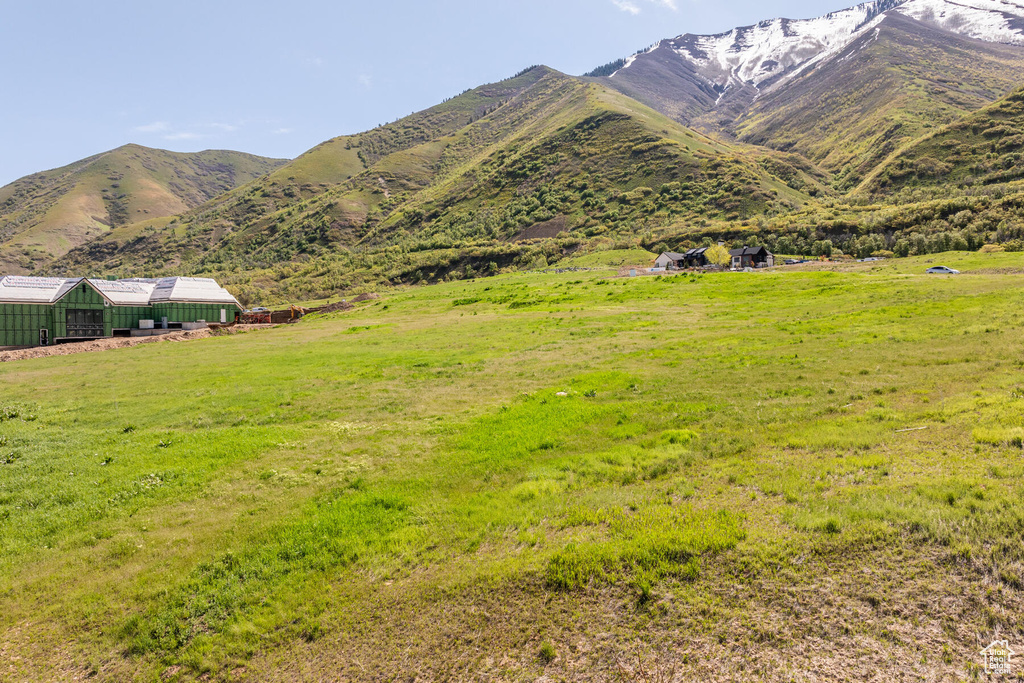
[3, 252, 1024, 679]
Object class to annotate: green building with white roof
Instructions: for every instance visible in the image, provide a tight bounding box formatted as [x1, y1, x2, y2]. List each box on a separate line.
[0, 276, 241, 348]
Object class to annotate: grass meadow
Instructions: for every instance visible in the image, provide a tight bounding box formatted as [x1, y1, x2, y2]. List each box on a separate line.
[2, 252, 1024, 680]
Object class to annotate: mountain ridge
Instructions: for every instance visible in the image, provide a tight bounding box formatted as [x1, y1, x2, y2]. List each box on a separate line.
[593, 0, 1024, 98]
[56, 67, 824, 298]
[590, 0, 1024, 184]
[0, 145, 287, 274]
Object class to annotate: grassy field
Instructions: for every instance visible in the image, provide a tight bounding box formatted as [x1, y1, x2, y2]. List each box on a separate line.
[2, 252, 1024, 680]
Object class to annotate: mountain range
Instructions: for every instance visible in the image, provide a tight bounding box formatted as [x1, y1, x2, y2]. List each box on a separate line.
[593, 0, 1024, 182]
[6, 0, 1024, 297]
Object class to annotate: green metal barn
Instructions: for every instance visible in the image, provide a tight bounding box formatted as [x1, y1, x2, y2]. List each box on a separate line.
[0, 276, 242, 349]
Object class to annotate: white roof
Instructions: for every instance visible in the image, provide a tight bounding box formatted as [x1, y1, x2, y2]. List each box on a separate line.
[90, 279, 156, 306]
[0, 275, 238, 306]
[0, 276, 70, 304]
[148, 277, 240, 305]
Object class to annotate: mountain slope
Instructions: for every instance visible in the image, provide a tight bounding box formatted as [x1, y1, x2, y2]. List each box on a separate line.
[589, 0, 1024, 184]
[860, 84, 1024, 194]
[59, 67, 821, 281]
[0, 145, 287, 274]
[733, 11, 1024, 186]
[590, 1, 898, 125]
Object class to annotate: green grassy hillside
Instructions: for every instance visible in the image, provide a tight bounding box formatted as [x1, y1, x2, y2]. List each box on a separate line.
[57, 68, 822, 285]
[0, 145, 287, 274]
[2, 253, 1024, 680]
[860, 85, 1024, 196]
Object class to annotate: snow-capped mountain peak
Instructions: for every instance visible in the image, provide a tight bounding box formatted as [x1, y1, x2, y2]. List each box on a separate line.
[607, 0, 1024, 102]
[660, 2, 888, 89]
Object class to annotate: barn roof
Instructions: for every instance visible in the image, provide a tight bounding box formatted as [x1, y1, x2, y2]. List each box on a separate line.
[148, 277, 240, 305]
[0, 276, 69, 304]
[53, 278, 88, 302]
[90, 279, 156, 305]
[0, 275, 238, 306]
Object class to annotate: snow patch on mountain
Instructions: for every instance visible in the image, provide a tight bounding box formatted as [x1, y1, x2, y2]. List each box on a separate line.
[606, 0, 1024, 105]
[665, 3, 883, 88]
[898, 0, 1024, 44]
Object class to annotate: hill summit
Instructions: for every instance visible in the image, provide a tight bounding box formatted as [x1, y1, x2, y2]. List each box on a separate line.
[0, 145, 287, 274]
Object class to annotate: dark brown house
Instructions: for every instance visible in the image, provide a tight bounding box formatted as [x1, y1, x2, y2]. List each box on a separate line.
[729, 246, 774, 269]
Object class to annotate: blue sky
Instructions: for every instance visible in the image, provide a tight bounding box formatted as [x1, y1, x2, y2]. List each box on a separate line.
[0, 0, 854, 186]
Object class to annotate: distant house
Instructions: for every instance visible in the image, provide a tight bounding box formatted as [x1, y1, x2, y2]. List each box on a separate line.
[729, 246, 774, 269]
[654, 252, 686, 269]
[683, 247, 710, 268]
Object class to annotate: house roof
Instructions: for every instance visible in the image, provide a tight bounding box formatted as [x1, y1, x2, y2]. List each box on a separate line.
[659, 252, 686, 260]
[0, 275, 237, 306]
[0, 276, 70, 304]
[730, 246, 769, 256]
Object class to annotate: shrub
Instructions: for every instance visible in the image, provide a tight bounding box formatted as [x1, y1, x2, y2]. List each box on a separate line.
[821, 518, 842, 534]
[973, 426, 1024, 448]
[660, 429, 697, 445]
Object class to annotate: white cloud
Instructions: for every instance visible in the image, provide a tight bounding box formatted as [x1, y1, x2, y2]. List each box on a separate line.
[163, 131, 204, 141]
[133, 121, 169, 133]
[131, 120, 244, 143]
[611, 0, 676, 13]
[272, 128, 293, 135]
[357, 73, 373, 88]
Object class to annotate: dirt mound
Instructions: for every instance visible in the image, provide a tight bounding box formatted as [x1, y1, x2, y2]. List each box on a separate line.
[316, 301, 354, 314]
[307, 293, 380, 315]
[0, 325, 272, 363]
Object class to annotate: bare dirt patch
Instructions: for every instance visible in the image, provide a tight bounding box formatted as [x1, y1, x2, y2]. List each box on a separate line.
[512, 216, 568, 242]
[241, 542, 1020, 682]
[0, 325, 274, 363]
[314, 301, 355, 314]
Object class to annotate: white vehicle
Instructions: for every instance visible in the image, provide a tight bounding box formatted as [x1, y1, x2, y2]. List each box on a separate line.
[925, 266, 960, 275]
